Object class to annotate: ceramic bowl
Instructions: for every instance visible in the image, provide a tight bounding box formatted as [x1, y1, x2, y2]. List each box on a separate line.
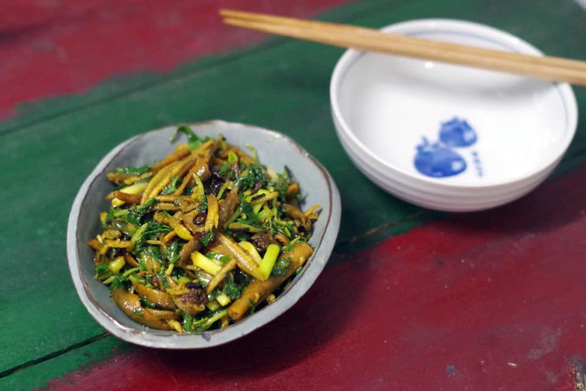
[67, 120, 341, 348]
[330, 19, 578, 212]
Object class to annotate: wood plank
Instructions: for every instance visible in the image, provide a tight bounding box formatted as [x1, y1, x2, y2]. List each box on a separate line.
[0, 335, 131, 391]
[22, 164, 586, 391]
[0, 0, 358, 120]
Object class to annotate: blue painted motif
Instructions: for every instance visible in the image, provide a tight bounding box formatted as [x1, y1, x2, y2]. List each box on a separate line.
[439, 117, 477, 148]
[414, 137, 467, 178]
[471, 151, 483, 177]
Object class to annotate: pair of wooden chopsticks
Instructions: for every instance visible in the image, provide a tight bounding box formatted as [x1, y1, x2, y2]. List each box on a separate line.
[220, 9, 586, 86]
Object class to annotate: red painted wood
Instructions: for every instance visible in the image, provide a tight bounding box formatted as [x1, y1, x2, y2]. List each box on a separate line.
[48, 167, 586, 391]
[0, 0, 355, 120]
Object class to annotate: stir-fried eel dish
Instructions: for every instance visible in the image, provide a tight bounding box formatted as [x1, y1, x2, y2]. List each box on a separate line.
[88, 127, 320, 333]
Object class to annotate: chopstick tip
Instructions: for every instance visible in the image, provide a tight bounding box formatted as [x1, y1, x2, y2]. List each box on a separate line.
[219, 9, 244, 17]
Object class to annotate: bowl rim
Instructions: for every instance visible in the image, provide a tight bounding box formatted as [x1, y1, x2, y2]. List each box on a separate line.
[67, 120, 341, 349]
[330, 18, 578, 189]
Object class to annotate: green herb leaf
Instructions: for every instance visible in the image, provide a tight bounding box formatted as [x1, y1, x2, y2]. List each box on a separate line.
[140, 296, 156, 309]
[164, 242, 182, 264]
[161, 177, 181, 195]
[133, 221, 172, 252]
[218, 162, 231, 176]
[155, 270, 169, 289]
[206, 252, 231, 264]
[107, 275, 125, 291]
[95, 263, 110, 277]
[176, 126, 198, 142]
[200, 231, 215, 246]
[143, 246, 163, 262]
[222, 276, 242, 300]
[194, 309, 227, 332]
[248, 299, 256, 315]
[182, 312, 195, 333]
[196, 193, 208, 211]
[271, 257, 291, 277]
[126, 198, 157, 225]
[115, 165, 151, 175]
[234, 163, 267, 190]
[182, 309, 227, 333]
[175, 126, 212, 151]
[238, 199, 259, 224]
[271, 168, 293, 203]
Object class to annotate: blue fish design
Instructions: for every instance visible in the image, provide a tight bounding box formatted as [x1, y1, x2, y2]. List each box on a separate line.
[414, 138, 467, 178]
[439, 117, 477, 148]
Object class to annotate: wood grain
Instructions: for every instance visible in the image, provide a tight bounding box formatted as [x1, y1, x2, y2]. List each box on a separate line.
[0, 0, 585, 389]
[37, 165, 586, 391]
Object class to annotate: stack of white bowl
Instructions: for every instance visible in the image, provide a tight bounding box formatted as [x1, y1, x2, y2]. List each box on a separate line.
[330, 20, 577, 212]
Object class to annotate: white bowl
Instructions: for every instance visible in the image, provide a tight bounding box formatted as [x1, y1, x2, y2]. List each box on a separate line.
[330, 19, 578, 212]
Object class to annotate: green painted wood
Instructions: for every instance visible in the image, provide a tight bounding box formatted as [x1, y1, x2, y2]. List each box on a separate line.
[0, 0, 585, 387]
[0, 336, 130, 391]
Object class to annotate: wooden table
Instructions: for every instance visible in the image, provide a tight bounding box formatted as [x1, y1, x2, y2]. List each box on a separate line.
[1, 0, 585, 389]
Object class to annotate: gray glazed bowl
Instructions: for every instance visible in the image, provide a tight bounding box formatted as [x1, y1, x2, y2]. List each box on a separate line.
[67, 120, 341, 349]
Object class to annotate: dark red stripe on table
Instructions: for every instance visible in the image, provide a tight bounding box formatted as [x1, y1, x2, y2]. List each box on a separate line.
[46, 166, 586, 391]
[1, 0, 355, 120]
